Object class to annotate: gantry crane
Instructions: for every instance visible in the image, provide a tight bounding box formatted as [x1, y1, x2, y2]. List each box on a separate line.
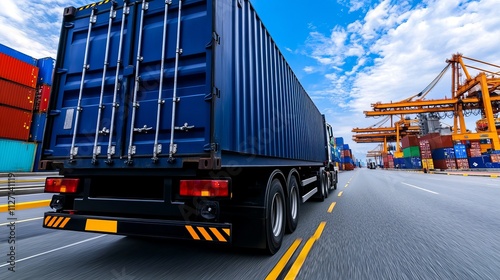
[352, 115, 420, 155]
[363, 54, 500, 150]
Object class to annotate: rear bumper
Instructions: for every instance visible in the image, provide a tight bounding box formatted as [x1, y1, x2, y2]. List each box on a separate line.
[43, 212, 232, 243]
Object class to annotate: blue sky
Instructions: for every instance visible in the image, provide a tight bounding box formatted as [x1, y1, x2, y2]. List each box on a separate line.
[1, 0, 499, 162]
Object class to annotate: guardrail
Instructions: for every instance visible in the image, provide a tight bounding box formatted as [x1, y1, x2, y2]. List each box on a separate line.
[0, 172, 60, 196]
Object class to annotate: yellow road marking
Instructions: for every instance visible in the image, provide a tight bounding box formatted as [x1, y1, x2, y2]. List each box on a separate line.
[327, 202, 336, 213]
[337, 191, 343, 197]
[285, 222, 326, 280]
[265, 239, 302, 280]
[492, 175, 498, 178]
[0, 199, 51, 212]
[344, 183, 349, 188]
[463, 174, 468, 176]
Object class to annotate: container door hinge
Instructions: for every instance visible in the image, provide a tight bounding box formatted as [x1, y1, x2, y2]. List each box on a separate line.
[204, 143, 219, 152]
[205, 87, 220, 101]
[213, 32, 220, 45]
[49, 110, 61, 116]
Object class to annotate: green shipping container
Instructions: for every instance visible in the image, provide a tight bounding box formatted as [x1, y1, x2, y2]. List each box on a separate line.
[0, 139, 36, 172]
[403, 146, 420, 158]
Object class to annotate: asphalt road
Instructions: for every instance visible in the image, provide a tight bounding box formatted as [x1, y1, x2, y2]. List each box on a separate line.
[1, 169, 499, 279]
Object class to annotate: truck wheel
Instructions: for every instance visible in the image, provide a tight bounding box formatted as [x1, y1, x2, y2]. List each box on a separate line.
[332, 171, 338, 190]
[317, 170, 326, 201]
[286, 176, 300, 233]
[323, 171, 329, 198]
[266, 178, 285, 255]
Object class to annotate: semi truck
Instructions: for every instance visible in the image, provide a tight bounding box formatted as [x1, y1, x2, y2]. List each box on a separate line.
[41, 0, 338, 254]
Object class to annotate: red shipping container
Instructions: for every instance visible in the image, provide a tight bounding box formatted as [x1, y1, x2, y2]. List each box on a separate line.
[36, 84, 51, 112]
[456, 158, 469, 169]
[0, 78, 36, 111]
[433, 159, 457, 170]
[467, 148, 482, 158]
[420, 133, 440, 141]
[0, 105, 33, 141]
[491, 154, 500, 163]
[430, 135, 453, 149]
[0, 52, 39, 88]
[402, 135, 419, 148]
[470, 141, 480, 149]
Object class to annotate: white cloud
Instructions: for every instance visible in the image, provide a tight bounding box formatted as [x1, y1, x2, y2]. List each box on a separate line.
[0, 0, 88, 59]
[305, 0, 500, 160]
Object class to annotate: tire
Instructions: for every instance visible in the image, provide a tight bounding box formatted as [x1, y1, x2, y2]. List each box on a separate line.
[323, 172, 329, 198]
[317, 170, 326, 202]
[333, 171, 338, 190]
[286, 176, 300, 233]
[266, 178, 286, 255]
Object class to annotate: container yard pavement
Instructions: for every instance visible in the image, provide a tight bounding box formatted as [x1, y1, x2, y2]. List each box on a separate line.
[430, 170, 500, 178]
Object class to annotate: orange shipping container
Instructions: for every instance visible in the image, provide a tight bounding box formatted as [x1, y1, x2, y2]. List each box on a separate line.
[0, 78, 36, 111]
[0, 105, 33, 141]
[0, 52, 39, 88]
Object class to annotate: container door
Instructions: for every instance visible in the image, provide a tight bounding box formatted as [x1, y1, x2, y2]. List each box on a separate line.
[45, 0, 213, 168]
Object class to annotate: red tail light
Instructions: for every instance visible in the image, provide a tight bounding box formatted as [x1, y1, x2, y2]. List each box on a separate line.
[45, 178, 80, 193]
[179, 180, 229, 197]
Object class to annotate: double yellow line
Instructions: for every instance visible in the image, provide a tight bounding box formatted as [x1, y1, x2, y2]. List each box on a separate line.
[266, 175, 353, 279]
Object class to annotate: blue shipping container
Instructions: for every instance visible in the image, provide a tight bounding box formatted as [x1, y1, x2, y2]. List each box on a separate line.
[0, 43, 37, 66]
[335, 137, 344, 146]
[43, 0, 327, 169]
[403, 157, 422, 169]
[36, 57, 56, 86]
[0, 139, 37, 172]
[453, 144, 467, 159]
[469, 156, 491, 169]
[394, 158, 405, 169]
[343, 144, 350, 150]
[30, 112, 47, 142]
[432, 148, 455, 160]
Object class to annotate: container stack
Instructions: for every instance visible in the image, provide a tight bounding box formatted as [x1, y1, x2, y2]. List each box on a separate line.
[453, 142, 468, 169]
[429, 134, 457, 170]
[342, 144, 355, 170]
[0, 44, 54, 172]
[419, 134, 434, 170]
[335, 137, 344, 170]
[401, 135, 421, 169]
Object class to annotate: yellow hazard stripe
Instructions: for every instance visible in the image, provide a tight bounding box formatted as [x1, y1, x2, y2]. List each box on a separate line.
[209, 227, 227, 242]
[78, 0, 111, 11]
[59, 217, 71, 228]
[197, 227, 213, 241]
[185, 225, 200, 240]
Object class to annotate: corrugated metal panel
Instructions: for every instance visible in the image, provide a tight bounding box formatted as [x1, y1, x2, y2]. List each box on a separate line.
[0, 79, 36, 110]
[45, 0, 327, 168]
[0, 52, 39, 88]
[30, 112, 47, 142]
[469, 156, 490, 169]
[35, 85, 51, 113]
[0, 105, 33, 141]
[0, 44, 37, 66]
[36, 57, 55, 86]
[432, 147, 455, 160]
[403, 146, 420, 158]
[453, 144, 467, 159]
[0, 139, 36, 172]
[401, 135, 419, 148]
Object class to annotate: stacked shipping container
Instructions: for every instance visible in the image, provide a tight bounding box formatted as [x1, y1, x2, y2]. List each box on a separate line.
[401, 135, 421, 169]
[0, 44, 54, 172]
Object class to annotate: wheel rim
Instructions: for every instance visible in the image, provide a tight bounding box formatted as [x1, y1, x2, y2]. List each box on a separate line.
[271, 192, 284, 237]
[290, 187, 298, 220]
